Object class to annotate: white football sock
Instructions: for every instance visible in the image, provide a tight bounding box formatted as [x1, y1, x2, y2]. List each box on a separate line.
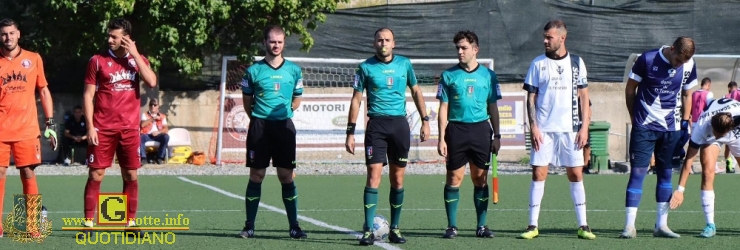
[529, 181, 545, 227]
[625, 207, 638, 228]
[701, 190, 715, 225]
[656, 202, 669, 228]
[570, 181, 587, 227]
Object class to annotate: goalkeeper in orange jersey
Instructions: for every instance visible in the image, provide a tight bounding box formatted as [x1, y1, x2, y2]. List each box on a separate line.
[0, 18, 57, 238]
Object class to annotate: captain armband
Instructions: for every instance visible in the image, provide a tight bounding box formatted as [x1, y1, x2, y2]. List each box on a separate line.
[346, 123, 356, 135]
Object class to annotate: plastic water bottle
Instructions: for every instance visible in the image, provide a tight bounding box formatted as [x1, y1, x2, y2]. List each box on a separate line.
[41, 206, 48, 232]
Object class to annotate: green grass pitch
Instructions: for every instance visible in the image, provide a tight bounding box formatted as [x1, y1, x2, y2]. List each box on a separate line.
[2, 173, 740, 249]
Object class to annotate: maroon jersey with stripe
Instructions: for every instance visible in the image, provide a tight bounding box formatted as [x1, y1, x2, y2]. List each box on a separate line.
[84, 50, 150, 131]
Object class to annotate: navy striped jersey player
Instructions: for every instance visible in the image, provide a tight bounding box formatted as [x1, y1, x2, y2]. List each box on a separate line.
[629, 46, 698, 131]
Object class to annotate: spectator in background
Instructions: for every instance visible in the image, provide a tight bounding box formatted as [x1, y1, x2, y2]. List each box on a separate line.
[723, 81, 739, 173]
[62, 105, 88, 165]
[140, 99, 169, 164]
[690, 78, 714, 126]
[726, 81, 740, 101]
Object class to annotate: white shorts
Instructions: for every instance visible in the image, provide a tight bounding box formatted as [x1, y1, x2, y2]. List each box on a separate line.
[707, 139, 740, 157]
[530, 131, 584, 167]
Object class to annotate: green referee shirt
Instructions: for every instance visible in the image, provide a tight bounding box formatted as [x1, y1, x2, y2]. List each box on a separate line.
[241, 59, 304, 120]
[353, 55, 418, 117]
[436, 64, 502, 123]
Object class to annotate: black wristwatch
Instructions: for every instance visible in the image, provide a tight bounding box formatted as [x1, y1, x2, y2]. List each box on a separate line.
[46, 118, 55, 130]
[493, 134, 501, 139]
[422, 115, 430, 122]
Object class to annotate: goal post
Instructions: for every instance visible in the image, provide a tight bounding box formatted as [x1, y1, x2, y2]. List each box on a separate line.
[212, 56, 527, 166]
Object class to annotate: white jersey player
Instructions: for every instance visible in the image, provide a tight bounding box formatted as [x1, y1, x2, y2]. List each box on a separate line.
[519, 20, 595, 240]
[670, 97, 740, 238]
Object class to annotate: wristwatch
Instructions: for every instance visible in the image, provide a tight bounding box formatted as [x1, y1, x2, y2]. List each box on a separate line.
[46, 118, 56, 130]
[493, 134, 501, 139]
[422, 115, 430, 122]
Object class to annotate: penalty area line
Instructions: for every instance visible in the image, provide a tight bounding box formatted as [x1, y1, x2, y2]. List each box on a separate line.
[176, 176, 401, 250]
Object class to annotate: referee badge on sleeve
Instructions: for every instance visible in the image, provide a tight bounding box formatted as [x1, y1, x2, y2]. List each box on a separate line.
[436, 84, 443, 96]
[295, 79, 304, 89]
[353, 74, 359, 88]
[241, 79, 249, 87]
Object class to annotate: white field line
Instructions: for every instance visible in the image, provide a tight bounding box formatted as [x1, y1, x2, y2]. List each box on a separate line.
[177, 176, 401, 250]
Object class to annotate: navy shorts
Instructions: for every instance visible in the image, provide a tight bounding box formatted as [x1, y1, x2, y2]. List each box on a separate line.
[629, 126, 687, 169]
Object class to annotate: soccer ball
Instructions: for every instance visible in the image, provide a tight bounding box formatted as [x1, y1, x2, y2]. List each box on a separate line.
[363, 214, 390, 241]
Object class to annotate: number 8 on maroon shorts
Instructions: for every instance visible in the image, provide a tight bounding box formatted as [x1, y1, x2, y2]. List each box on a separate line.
[87, 129, 142, 169]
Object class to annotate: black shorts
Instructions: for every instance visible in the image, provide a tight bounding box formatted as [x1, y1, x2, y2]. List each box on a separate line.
[445, 121, 492, 171]
[246, 118, 296, 169]
[364, 116, 410, 167]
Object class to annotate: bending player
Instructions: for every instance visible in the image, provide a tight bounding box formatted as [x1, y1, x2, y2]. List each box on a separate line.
[622, 36, 697, 239]
[79, 18, 157, 239]
[670, 98, 740, 238]
[238, 25, 307, 240]
[0, 18, 57, 238]
[437, 30, 501, 239]
[345, 27, 430, 246]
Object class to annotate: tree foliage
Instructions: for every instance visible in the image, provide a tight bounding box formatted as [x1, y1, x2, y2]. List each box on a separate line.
[0, 0, 346, 89]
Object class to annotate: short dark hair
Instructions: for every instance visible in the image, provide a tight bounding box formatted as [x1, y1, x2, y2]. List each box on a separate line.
[374, 27, 395, 39]
[263, 25, 285, 41]
[729, 81, 738, 88]
[73, 105, 82, 110]
[0, 18, 18, 29]
[453, 30, 479, 47]
[107, 18, 132, 36]
[544, 20, 567, 32]
[712, 112, 735, 135]
[701, 77, 711, 86]
[672, 36, 695, 63]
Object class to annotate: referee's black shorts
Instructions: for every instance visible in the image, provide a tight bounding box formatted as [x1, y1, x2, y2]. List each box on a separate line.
[444, 121, 492, 171]
[246, 118, 297, 169]
[363, 116, 410, 167]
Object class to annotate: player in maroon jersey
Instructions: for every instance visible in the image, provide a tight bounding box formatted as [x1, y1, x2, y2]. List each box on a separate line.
[78, 18, 157, 239]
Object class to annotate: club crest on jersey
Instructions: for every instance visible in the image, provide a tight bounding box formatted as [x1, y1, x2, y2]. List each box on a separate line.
[21, 59, 31, 69]
[653, 66, 659, 71]
[668, 68, 676, 78]
[557, 66, 564, 75]
[386, 76, 393, 89]
[128, 59, 137, 68]
[108, 62, 113, 67]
